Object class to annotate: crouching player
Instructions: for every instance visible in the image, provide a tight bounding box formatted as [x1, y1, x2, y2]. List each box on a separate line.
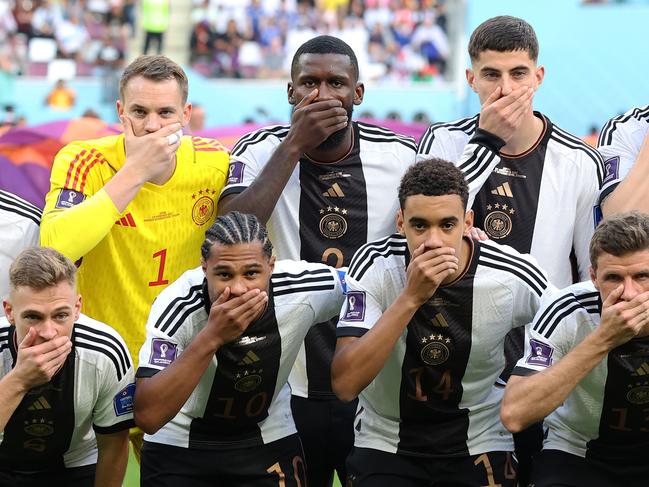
[134, 212, 345, 486]
[0, 247, 134, 486]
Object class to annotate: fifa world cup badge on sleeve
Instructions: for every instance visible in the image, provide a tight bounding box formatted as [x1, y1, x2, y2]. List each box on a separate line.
[150, 338, 178, 367]
[525, 339, 554, 367]
[343, 291, 366, 321]
[227, 161, 245, 185]
[55, 189, 86, 209]
[114, 383, 136, 416]
[602, 156, 620, 185]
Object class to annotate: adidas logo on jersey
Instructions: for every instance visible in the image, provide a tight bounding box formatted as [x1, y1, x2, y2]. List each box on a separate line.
[115, 213, 137, 227]
[28, 396, 52, 410]
[632, 362, 649, 376]
[238, 350, 261, 365]
[430, 313, 449, 328]
[322, 183, 345, 198]
[491, 182, 514, 197]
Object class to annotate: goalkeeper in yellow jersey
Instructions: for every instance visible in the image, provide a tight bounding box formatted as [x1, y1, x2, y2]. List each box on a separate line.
[41, 55, 230, 458]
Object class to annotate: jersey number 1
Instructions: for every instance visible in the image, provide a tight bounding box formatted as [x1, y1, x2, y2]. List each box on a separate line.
[149, 248, 170, 287]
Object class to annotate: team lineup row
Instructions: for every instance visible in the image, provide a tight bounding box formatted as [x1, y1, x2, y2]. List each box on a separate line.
[1, 13, 649, 487]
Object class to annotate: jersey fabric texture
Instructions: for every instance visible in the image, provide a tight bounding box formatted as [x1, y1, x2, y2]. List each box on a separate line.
[0, 314, 135, 472]
[220, 121, 417, 398]
[0, 190, 41, 311]
[597, 104, 649, 204]
[337, 234, 551, 457]
[41, 134, 229, 366]
[417, 113, 604, 288]
[512, 281, 649, 471]
[136, 260, 344, 450]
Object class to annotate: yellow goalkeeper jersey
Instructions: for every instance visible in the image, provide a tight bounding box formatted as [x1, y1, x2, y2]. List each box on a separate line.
[42, 134, 229, 365]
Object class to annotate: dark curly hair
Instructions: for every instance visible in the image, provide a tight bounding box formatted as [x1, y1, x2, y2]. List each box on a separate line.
[398, 158, 469, 210]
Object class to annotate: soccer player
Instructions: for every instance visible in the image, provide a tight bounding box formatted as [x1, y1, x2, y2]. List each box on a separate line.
[597, 105, 649, 217]
[217, 35, 417, 486]
[40, 55, 229, 454]
[134, 212, 346, 486]
[0, 190, 41, 316]
[0, 247, 134, 487]
[332, 159, 553, 486]
[502, 211, 649, 487]
[417, 16, 603, 289]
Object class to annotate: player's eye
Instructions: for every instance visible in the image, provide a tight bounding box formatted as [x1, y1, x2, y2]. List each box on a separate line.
[246, 271, 259, 277]
[442, 222, 455, 230]
[133, 109, 146, 117]
[55, 313, 69, 320]
[304, 80, 316, 87]
[217, 272, 231, 279]
[160, 110, 174, 117]
[512, 71, 527, 78]
[331, 80, 343, 88]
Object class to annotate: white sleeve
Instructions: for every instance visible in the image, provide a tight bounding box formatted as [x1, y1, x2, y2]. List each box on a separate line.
[417, 124, 464, 163]
[309, 266, 347, 325]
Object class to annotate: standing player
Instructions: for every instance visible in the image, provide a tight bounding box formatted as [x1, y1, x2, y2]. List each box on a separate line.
[502, 212, 649, 487]
[417, 16, 603, 289]
[597, 105, 649, 217]
[332, 159, 553, 486]
[0, 247, 134, 487]
[217, 35, 417, 486]
[134, 212, 345, 486]
[0, 190, 41, 315]
[40, 55, 229, 454]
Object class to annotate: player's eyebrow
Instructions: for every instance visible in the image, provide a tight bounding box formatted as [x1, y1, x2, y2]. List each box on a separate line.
[441, 216, 459, 224]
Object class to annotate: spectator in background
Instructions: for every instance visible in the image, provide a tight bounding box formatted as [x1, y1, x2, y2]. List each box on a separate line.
[45, 79, 76, 111]
[142, 0, 169, 54]
[55, 11, 89, 61]
[30, 0, 63, 38]
[410, 12, 448, 75]
[214, 18, 246, 78]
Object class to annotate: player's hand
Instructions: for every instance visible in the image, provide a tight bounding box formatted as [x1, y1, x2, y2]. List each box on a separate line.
[478, 86, 534, 143]
[284, 89, 349, 154]
[467, 226, 489, 241]
[205, 287, 269, 349]
[121, 116, 182, 184]
[405, 243, 459, 306]
[12, 328, 72, 390]
[596, 286, 649, 349]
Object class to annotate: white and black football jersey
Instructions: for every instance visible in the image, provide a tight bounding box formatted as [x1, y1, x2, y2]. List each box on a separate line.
[219, 121, 417, 399]
[0, 190, 41, 311]
[513, 281, 649, 467]
[417, 113, 604, 288]
[337, 234, 552, 457]
[137, 260, 344, 449]
[0, 315, 135, 471]
[597, 105, 649, 204]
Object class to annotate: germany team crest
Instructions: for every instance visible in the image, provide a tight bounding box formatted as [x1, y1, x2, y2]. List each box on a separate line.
[191, 188, 217, 225]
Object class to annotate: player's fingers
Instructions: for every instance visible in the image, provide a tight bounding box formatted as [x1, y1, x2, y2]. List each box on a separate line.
[19, 327, 37, 349]
[39, 337, 72, 364]
[410, 243, 427, 261]
[238, 293, 268, 321]
[121, 115, 136, 139]
[157, 122, 183, 138]
[295, 89, 319, 109]
[603, 284, 624, 309]
[482, 86, 502, 107]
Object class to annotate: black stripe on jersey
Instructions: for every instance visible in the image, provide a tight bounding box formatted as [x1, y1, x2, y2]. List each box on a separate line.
[479, 244, 548, 294]
[357, 123, 417, 151]
[230, 125, 289, 158]
[272, 271, 335, 297]
[459, 145, 498, 186]
[75, 324, 131, 380]
[550, 126, 605, 184]
[154, 284, 203, 335]
[272, 268, 332, 280]
[0, 190, 42, 226]
[0, 326, 9, 354]
[347, 234, 408, 281]
[417, 116, 477, 155]
[533, 291, 600, 338]
[75, 339, 126, 380]
[598, 105, 649, 147]
[477, 255, 547, 298]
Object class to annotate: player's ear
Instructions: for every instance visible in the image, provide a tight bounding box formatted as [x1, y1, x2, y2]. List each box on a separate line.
[396, 209, 405, 235]
[201, 257, 208, 275]
[534, 65, 545, 90]
[354, 82, 364, 105]
[589, 266, 598, 289]
[465, 68, 477, 92]
[116, 99, 124, 119]
[287, 82, 295, 105]
[74, 294, 82, 321]
[464, 209, 474, 234]
[268, 255, 275, 274]
[2, 300, 13, 324]
[182, 102, 192, 127]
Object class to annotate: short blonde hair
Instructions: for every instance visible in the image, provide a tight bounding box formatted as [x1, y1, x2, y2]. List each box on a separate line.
[9, 247, 77, 291]
[119, 55, 189, 103]
[590, 211, 649, 270]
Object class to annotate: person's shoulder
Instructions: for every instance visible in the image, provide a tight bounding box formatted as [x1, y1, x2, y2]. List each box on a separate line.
[229, 124, 290, 158]
[531, 281, 599, 339]
[598, 105, 649, 148]
[546, 117, 604, 171]
[148, 267, 206, 331]
[186, 135, 229, 155]
[54, 134, 123, 167]
[347, 233, 408, 281]
[271, 260, 338, 298]
[73, 314, 132, 379]
[477, 240, 548, 294]
[0, 190, 41, 227]
[356, 121, 417, 152]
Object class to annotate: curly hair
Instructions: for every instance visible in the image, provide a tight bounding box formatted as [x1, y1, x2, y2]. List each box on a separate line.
[398, 158, 469, 210]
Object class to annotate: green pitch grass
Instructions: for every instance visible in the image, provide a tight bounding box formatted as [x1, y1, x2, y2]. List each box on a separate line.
[124, 447, 343, 486]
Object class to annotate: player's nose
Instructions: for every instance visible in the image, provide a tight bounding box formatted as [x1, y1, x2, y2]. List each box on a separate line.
[144, 115, 162, 134]
[38, 320, 58, 341]
[620, 277, 641, 301]
[500, 76, 513, 96]
[315, 82, 335, 101]
[229, 279, 248, 297]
